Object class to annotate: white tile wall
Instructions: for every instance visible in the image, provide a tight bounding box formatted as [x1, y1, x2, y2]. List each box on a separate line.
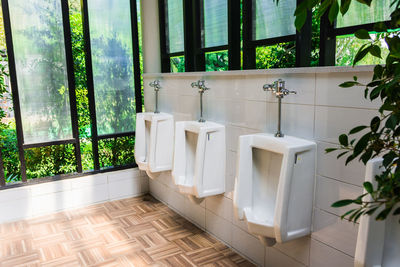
[143, 67, 377, 266]
[0, 168, 148, 224]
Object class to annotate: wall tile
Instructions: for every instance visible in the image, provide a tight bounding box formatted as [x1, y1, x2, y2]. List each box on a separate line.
[30, 180, 71, 197]
[316, 72, 379, 109]
[266, 247, 306, 267]
[71, 174, 107, 189]
[148, 179, 171, 204]
[312, 209, 358, 256]
[317, 142, 365, 186]
[315, 106, 377, 143]
[32, 191, 74, 216]
[71, 184, 108, 208]
[168, 190, 186, 215]
[108, 177, 143, 200]
[310, 239, 354, 267]
[0, 187, 31, 202]
[244, 100, 267, 131]
[185, 198, 206, 229]
[0, 198, 32, 223]
[107, 169, 142, 183]
[205, 210, 232, 245]
[205, 195, 232, 222]
[267, 103, 314, 139]
[273, 237, 310, 266]
[268, 73, 316, 105]
[315, 176, 362, 216]
[232, 225, 265, 266]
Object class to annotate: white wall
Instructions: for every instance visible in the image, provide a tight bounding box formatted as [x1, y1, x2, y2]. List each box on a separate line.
[143, 66, 377, 267]
[0, 168, 148, 224]
[140, 0, 161, 73]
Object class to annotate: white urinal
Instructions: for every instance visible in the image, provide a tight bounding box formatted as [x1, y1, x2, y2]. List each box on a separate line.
[355, 158, 400, 267]
[172, 121, 225, 202]
[134, 112, 174, 179]
[233, 133, 316, 246]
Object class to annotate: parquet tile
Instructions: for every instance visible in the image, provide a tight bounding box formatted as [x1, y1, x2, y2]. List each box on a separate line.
[0, 195, 255, 266]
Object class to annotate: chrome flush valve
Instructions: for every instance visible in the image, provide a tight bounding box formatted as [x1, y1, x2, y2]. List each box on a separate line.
[263, 79, 297, 98]
[263, 79, 297, 138]
[191, 80, 210, 93]
[191, 80, 210, 122]
[149, 80, 161, 113]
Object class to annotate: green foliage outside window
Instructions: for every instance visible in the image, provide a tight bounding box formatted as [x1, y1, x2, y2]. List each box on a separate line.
[205, 51, 228, 71]
[171, 56, 185, 72]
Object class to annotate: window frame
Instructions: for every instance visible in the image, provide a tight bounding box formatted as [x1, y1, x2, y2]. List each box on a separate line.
[0, 0, 143, 186]
[159, 0, 241, 72]
[320, 15, 393, 66]
[243, 0, 312, 69]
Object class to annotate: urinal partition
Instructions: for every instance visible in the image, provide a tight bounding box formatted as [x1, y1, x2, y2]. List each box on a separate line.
[234, 134, 316, 245]
[355, 158, 400, 267]
[134, 112, 174, 177]
[172, 121, 226, 199]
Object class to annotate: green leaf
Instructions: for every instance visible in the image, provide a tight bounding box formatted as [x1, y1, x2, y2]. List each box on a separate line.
[393, 207, 400, 215]
[369, 45, 382, 58]
[356, 0, 372, 6]
[339, 81, 360, 87]
[325, 148, 338, 153]
[295, 11, 308, 31]
[355, 29, 371, 40]
[373, 22, 387, 32]
[363, 182, 373, 193]
[370, 85, 384, 100]
[360, 149, 373, 164]
[366, 206, 379, 215]
[353, 210, 365, 222]
[340, 0, 351, 15]
[353, 45, 371, 66]
[349, 125, 367, 135]
[385, 114, 398, 130]
[376, 207, 392, 221]
[328, 0, 339, 23]
[340, 208, 357, 219]
[332, 199, 354, 208]
[339, 134, 349, 146]
[345, 154, 356, 165]
[373, 65, 384, 78]
[337, 151, 348, 159]
[370, 116, 380, 132]
[353, 133, 371, 156]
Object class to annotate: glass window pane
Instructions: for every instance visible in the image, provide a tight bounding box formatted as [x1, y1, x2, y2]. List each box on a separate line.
[335, 34, 387, 66]
[336, 0, 393, 28]
[203, 0, 228, 48]
[170, 56, 185, 72]
[256, 42, 296, 69]
[205, 50, 228, 71]
[166, 0, 184, 53]
[25, 144, 77, 179]
[87, 0, 136, 135]
[253, 0, 296, 40]
[99, 136, 135, 168]
[8, 0, 73, 144]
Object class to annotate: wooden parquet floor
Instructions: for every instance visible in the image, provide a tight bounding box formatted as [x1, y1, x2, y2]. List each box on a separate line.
[0, 195, 255, 267]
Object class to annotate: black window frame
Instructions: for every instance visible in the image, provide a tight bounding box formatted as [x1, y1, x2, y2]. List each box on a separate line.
[159, 0, 241, 72]
[0, 0, 143, 188]
[243, 0, 312, 69]
[319, 16, 393, 66]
